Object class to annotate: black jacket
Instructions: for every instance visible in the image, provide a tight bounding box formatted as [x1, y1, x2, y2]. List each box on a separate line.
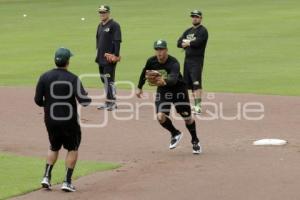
[95, 19, 122, 65]
[34, 68, 91, 124]
[177, 25, 208, 62]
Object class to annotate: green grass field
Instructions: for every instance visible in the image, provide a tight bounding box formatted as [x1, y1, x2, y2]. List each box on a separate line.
[0, 1, 299, 198]
[0, 0, 299, 95]
[0, 153, 120, 200]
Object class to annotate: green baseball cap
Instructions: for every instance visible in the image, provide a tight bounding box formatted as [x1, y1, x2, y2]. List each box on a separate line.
[190, 10, 202, 17]
[154, 40, 167, 50]
[98, 5, 110, 13]
[54, 47, 73, 63]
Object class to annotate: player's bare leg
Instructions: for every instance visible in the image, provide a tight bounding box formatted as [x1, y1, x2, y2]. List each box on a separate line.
[65, 150, 78, 169]
[47, 149, 59, 165]
[157, 112, 182, 149]
[61, 151, 78, 192]
[41, 150, 59, 189]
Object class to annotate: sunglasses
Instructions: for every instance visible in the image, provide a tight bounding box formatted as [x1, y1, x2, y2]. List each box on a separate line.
[155, 48, 166, 50]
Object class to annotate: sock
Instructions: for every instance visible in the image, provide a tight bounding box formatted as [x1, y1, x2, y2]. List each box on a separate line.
[186, 121, 199, 143]
[160, 117, 180, 137]
[43, 163, 53, 179]
[65, 168, 74, 184]
[194, 98, 202, 108]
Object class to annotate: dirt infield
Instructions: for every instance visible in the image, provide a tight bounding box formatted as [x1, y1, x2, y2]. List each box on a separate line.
[1, 87, 300, 200]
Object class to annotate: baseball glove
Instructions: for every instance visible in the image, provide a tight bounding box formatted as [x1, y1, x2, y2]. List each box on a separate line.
[104, 53, 121, 63]
[145, 70, 166, 86]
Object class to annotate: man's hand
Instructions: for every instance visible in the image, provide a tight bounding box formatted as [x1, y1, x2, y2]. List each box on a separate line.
[104, 53, 121, 63]
[136, 88, 143, 98]
[155, 76, 166, 86]
[181, 39, 191, 48]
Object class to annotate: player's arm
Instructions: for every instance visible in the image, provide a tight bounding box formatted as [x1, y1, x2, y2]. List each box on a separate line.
[136, 60, 151, 98]
[112, 23, 122, 56]
[96, 24, 100, 49]
[104, 23, 122, 63]
[177, 29, 189, 48]
[95, 25, 100, 62]
[34, 75, 45, 107]
[136, 67, 146, 98]
[137, 67, 147, 90]
[164, 62, 180, 86]
[189, 28, 208, 48]
[177, 35, 184, 48]
[74, 78, 92, 107]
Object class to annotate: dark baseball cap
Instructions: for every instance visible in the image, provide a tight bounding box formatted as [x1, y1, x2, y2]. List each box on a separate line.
[54, 47, 73, 63]
[154, 40, 167, 50]
[98, 5, 110, 13]
[190, 10, 202, 17]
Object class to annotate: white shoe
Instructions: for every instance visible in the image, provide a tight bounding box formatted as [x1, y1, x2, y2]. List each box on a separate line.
[192, 106, 202, 115]
[61, 182, 76, 192]
[41, 177, 51, 189]
[169, 132, 183, 149]
[97, 102, 109, 110]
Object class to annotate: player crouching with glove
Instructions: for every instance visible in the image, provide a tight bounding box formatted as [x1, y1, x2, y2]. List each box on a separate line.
[136, 40, 202, 154]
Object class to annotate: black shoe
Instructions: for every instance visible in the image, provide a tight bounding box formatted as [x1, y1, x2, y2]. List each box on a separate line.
[192, 141, 202, 154]
[97, 102, 110, 110]
[41, 177, 51, 189]
[169, 132, 183, 149]
[61, 181, 76, 192]
[107, 102, 117, 111]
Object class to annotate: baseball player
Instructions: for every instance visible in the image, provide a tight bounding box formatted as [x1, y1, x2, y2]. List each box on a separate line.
[95, 5, 122, 111]
[177, 10, 208, 114]
[34, 48, 91, 192]
[136, 40, 202, 154]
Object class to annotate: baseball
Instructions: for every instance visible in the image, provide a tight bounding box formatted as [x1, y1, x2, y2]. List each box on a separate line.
[23, 14, 27, 17]
[81, 17, 85, 21]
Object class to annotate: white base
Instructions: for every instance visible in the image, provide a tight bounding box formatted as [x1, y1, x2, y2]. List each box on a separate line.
[253, 139, 287, 146]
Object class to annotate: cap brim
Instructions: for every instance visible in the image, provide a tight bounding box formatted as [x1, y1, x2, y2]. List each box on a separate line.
[191, 14, 201, 17]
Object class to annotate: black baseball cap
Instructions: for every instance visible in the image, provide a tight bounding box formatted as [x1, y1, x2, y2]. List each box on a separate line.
[190, 10, 202, 17]
[154, 40, 167, 50]
[54, 47, 73, 64]
[98, 5, 110, 13]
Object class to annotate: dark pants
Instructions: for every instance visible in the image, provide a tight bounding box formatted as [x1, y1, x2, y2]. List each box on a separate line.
[183, 59, 204, 90]
[98, 64, 116, 101]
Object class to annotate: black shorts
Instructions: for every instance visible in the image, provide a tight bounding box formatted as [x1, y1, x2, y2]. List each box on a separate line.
[45, 122, 81, 151]
[184, 60, 203, 90]
[155, 84, 191, 119]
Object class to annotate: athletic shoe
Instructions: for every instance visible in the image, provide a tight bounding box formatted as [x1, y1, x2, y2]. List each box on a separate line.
[61, 182, 76, 192]
[169, 132, 183, 149]
[107, 102, 117, 111]
[97, 102, 109, 110]
[41, 177, 51, 189]
[193, 105, 202, 114]
[192, 142, 202, 154]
